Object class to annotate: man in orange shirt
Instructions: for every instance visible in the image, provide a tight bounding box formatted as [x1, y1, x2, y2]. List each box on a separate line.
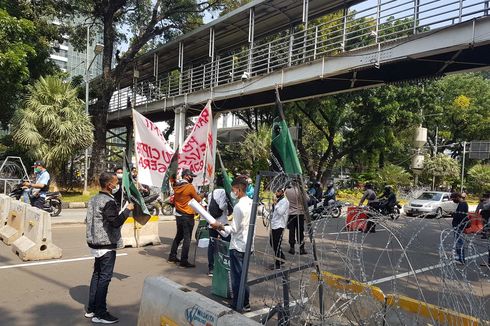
[168, 169, 202, 268]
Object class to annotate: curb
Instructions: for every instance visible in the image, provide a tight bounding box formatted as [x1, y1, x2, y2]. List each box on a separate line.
[61, 202, 87, 209]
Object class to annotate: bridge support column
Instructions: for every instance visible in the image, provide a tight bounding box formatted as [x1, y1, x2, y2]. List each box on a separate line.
[178, 106, 187, 147]
[173, 106, 187, 149]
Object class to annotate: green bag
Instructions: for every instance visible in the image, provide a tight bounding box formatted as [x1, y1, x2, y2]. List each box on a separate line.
[212, 239, 232, 299]
[195, 219, 209, 240]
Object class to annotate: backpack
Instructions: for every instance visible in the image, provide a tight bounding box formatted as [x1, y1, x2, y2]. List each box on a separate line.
[208, 191, 224, 218]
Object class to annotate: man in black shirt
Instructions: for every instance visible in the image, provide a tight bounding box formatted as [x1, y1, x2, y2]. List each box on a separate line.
[450, 192, 469, 265]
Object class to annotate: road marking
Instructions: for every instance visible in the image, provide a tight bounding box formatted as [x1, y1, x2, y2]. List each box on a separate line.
[244, 298, 309, 318]
[367, 252, 488, 285]
[0, 253, 128, 270]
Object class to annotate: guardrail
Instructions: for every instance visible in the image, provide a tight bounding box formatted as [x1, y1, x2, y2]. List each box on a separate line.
[108, 0, 490, 112]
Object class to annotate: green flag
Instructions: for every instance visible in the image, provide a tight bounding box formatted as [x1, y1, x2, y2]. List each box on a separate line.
[271, 89, 302, 175]
[217, 150, 236, 206]
[122, 157, 151, 224]
[161, 147, 179, 195]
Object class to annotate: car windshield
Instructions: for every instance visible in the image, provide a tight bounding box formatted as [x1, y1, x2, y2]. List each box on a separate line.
[417, 192, 442, 201]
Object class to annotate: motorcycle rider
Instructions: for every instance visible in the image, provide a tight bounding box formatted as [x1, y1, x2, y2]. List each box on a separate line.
[324, 182, 336, 206]
[377, 185, 397, 214]
[23, 160, 50, 209]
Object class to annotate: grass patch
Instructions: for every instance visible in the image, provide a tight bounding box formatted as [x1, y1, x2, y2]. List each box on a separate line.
[60, 189, 98, 203]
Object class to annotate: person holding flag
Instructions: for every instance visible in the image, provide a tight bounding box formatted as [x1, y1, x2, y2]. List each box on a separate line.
[168, 169, 202, 268]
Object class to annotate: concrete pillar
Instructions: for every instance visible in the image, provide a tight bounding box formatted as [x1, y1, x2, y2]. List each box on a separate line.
[178, 106, 187, 147]
[173, 107, 181, 150]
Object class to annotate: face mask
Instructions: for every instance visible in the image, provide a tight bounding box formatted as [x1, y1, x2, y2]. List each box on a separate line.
[230, 192, 238, 200]
[116, 173, 123, 179]
[111, 184, 120, 195]
[187, 177, 194, 183]
[34, 167, 42, 174]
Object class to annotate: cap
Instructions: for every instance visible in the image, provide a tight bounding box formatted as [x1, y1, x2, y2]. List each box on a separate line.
[181, 168, 197, 177]
[32, 160, 45, 168]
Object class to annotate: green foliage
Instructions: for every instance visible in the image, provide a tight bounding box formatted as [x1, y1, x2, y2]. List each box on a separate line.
[374, 164, 412, 190]
[423, 154, 460, 187]
[0, 3, 59, 127]
[239, 125, 272, 177]
[467, 164, 490, 194]
[12, 76, 94, 174]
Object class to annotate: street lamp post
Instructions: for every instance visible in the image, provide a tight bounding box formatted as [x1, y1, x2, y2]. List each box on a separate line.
[83, 26, 104, 194]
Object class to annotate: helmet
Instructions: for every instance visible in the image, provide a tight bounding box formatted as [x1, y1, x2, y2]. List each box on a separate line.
[327, 182, 334, 188]
[384, 185, 393, 191]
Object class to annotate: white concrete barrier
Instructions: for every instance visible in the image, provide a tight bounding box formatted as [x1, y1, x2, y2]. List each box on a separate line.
[138, 276, 260, 326]
[121, 217, 138, 248]
[0, 195, 11, 227]
[135, 216, 161, 247]
[11, 206, 62, 261]
[0, 200, 28, 245]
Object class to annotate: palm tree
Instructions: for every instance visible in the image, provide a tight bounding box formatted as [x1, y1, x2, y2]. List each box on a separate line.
[12, 76, 94, 187]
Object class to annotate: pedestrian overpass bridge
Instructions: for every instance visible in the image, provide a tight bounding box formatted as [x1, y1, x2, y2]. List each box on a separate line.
[106, 0, 490, 135]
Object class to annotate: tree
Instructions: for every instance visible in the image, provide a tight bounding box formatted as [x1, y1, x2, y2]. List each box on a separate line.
[374, 164, 412, 190]
[52, 0, 220, 183]
[239, 125, 271, 177]
[0, 2, 59, 127]
[467, 164, 490, 194]
[422, 154, 460, 188]
[11, 76, 94, 186]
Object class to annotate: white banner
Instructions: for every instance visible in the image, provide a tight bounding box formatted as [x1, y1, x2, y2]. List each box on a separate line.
[179, 100, 215, 187]
[133, 110, 175, 187]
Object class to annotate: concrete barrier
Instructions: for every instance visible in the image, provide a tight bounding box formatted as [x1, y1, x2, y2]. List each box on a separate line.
[0, 195, 11, 227]
[121, 217, 138, 248]
[0, 200, 28, 245]
[138, 276, 260, 326]
[11, 206, 62, 261]
[135, 216, 161, 247]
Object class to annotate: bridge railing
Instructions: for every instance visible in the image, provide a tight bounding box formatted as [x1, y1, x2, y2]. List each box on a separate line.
[109, 0, 489, 112]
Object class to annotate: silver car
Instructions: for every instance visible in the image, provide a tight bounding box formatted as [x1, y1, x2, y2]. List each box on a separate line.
[404, 191, 457, 218]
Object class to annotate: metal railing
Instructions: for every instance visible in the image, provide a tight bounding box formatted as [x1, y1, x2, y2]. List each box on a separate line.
[108, 0, 489, 112]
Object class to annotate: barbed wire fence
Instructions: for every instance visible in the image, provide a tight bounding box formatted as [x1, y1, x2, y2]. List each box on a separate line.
[241, 172, 489, 325]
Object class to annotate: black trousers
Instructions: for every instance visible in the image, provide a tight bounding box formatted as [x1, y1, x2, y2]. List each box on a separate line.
[270, 228, 285, 268]
[88, 250, 116, 316]
[169, 214, 195, 263]
[30, 196, 45, 209]
[287, 214, 305, 249]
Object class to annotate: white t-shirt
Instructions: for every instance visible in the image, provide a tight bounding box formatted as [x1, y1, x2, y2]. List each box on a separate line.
[207, 188, 229, 226]
[271, 196, 289, 230]
[224, 196, 254, 253]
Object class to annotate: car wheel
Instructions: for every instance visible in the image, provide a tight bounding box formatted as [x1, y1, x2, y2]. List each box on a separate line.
[435, 207, 443, 219]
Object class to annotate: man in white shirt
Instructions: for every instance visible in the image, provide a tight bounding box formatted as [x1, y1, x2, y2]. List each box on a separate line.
[211, 178, 253, 312]
[207, 175, 231, 277]
[270, 188, 289, 270]
[23, 160, 50, 209]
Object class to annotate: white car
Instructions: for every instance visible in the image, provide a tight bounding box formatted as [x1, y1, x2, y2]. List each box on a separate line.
[404, 191, 457, 218]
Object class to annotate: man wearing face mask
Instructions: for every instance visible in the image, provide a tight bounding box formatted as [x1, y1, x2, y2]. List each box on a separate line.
[23, 160, 50, 209]
[168, 169, 202, 268]
[211, 178, 254, 312]
[112, 167, 123, 209]
[85, 172, 134, 324]
[269, 187, 289, 270]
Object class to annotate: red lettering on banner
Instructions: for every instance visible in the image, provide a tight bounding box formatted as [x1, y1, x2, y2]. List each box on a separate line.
[194, 108, 210, 129]
[182, 136, 199, 153]
[151, 147, 160, 160]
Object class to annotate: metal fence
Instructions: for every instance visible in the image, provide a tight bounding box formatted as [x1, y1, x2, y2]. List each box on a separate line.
[108, 0, 490, 112]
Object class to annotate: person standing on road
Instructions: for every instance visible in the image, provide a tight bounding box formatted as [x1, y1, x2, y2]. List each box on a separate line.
[168, 169, 202, 268]
[269, 187, 289, 270]
[359, 183, 377, 206]
[211, 177, 253, 312]
[450, 192, 469, 265]
[23, 160, 50, 209]
[85, 172, 134, 324]
[285, 182, 308, 255]
[207, 175, 232, 277]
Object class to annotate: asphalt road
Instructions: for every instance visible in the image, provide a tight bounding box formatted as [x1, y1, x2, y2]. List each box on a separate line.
[0, 209, 488, 325]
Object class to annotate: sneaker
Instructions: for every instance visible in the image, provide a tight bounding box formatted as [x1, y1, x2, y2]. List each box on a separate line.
[208, 270, 213, 277]
[92, 312, 119, 324]
[300, 248, 308, 255]
[455, 259, 465, 266]
[268, 264, 281, 270]
[179, 261, 196, 268]
[243, 304, 252, 312]
[288, 247, 295, 255]
[167, 257, 181, 264]
[84, 311, 94, 318]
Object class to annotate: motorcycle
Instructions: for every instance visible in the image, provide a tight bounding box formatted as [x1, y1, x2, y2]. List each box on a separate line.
[143, 192, 162, 216]
[9, 183, 62, 217]
[367, 200, 401, 220]
[308, 196, 344, 219]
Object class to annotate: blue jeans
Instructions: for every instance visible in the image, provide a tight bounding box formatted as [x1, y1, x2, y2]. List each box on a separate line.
[453, 228, 465, 262]
[229, 249, 249, 309]
[208, 228, 230, 272]
[88, 250, 116, 316]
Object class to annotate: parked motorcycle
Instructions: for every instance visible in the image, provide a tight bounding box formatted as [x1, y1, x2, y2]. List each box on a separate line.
[9, 183, 62, 217]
